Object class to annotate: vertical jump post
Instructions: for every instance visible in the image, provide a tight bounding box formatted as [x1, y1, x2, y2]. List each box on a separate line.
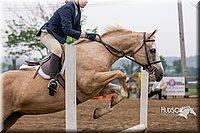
[120, 68, 149, 132]
[65, 45, 77, 132]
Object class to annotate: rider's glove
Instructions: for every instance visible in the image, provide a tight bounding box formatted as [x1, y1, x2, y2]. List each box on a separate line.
[85, 33, 96, 41]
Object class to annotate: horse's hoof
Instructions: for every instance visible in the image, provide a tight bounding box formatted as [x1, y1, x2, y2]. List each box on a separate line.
[93, 107, 112, 119]
[93, 107, 101, 119]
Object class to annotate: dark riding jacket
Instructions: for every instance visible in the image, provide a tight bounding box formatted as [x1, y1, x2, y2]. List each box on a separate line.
[37, 2, 81, 44]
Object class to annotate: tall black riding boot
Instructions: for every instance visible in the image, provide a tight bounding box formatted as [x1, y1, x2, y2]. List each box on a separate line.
[48, 53, 61, 96]
[148, 91, 155, 98]
[158, 90, 162, 99]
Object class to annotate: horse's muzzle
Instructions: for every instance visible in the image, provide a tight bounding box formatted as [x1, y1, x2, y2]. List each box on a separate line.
[155, 68, 163, 82]
[144, 66, 163, 82]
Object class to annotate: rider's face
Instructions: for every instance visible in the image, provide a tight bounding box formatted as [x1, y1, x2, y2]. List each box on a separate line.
[78, 0, 88, 8]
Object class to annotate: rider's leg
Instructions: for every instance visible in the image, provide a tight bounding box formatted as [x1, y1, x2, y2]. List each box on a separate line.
[40, 32, 62, 95]
[48, 53, 61, 92]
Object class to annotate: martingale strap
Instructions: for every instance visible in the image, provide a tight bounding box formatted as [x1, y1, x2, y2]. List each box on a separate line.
[95, 35, 125, 58]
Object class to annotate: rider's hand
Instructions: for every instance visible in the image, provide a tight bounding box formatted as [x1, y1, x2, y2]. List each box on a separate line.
[85, 33, 96, 41]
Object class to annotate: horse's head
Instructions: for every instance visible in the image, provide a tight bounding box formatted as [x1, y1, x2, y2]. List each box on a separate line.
[130, 30, 164, 82]
[98, 27, 163, 81]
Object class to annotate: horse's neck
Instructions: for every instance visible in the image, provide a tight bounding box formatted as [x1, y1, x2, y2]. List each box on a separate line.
[102, 32, 142, 61]
[75, 31, 143, 71]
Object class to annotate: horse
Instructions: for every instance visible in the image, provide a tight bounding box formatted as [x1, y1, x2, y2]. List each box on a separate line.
[1, 26, 164, 132]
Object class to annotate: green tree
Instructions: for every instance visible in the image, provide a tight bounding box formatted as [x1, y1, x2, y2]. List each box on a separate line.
[4, 25, 46, 69]
[3, 2, 55, 69]
[187, 67, 197, 76]
[160, 55, 167, 72]
[122, 63, 130, 74]
[173, 59, 182, 74]
[5, 28, 46, 56]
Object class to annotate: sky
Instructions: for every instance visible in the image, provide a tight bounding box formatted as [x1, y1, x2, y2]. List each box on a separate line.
[0, 0, 198, 58]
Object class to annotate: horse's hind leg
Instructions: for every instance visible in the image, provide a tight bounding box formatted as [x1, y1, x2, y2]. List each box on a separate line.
[2, 112, 24, 132]
[111, 82, 128, 107]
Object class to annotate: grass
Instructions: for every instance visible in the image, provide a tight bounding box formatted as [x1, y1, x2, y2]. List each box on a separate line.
[188, 86, 198, 93]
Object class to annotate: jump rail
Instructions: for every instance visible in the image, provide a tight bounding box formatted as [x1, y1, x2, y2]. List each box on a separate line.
[65, 45, 149, 133]
[119, 68, 148, 133]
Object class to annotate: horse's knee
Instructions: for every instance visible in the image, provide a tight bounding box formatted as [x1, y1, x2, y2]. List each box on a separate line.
[117, 70, 126, 79]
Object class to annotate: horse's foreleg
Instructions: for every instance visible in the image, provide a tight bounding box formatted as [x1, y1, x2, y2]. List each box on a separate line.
[2, 112, 24, 132]
[92, 70, 128, 119]
[111, 73, 128, 107]
[93, 83, 128, 119]
[94, 70, 129, 106]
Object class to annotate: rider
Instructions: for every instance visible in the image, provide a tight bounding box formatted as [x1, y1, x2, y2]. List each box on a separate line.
[37, 0, 97, 96]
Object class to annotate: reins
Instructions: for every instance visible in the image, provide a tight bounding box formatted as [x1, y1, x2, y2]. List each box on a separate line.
[94, 33, 161, 73]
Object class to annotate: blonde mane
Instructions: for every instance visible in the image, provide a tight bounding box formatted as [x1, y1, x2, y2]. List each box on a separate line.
[101, 26, 132, 37]
[73, 26, 132, 45]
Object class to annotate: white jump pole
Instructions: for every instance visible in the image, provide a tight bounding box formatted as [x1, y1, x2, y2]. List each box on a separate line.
[65, 45, 77, 132]
[120, 68, 149, 132]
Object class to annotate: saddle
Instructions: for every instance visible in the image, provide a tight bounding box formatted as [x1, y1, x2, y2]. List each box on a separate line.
[24, 39, 88, 90]
[25, 54, 65, 89]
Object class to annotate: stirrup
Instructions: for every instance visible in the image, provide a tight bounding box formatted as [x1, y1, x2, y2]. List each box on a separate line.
[48, 79, 58, 96]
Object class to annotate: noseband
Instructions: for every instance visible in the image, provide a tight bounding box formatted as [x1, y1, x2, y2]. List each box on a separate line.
[95, 32, 161, 74]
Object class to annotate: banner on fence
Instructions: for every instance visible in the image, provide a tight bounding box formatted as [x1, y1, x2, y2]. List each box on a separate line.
[163, 77, 185, 96]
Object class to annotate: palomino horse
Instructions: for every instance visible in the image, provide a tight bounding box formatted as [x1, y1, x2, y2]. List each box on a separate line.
[1, 26, 163, 132]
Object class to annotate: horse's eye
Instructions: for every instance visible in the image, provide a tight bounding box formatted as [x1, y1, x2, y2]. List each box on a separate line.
[150, 48, 156, 54]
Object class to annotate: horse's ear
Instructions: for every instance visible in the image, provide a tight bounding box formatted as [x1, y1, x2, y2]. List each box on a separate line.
[148, 29, 158, 39]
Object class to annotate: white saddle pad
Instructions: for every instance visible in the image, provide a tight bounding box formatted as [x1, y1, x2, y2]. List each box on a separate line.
[19, 64, 50, 79]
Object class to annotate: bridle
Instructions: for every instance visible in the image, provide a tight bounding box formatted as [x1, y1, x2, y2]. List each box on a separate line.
[94, 31, 161, 74]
